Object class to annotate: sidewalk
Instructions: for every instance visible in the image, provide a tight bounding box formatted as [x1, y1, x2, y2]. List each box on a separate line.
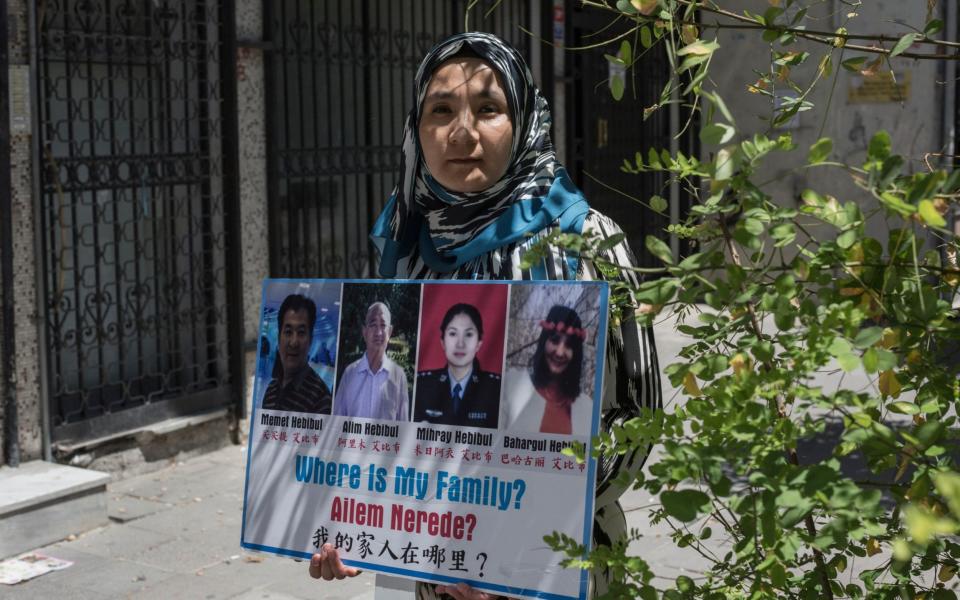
[2, 444, 377, 599]
[3, 317, 694, 599]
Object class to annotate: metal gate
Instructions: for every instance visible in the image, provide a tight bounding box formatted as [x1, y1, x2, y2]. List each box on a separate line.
[566, 2, 692, 267]
[265, 0, 533, 278]
[36, 0, 241, 445]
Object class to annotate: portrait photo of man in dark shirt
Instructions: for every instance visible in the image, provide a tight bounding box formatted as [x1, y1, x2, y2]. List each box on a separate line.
[261, 294, 332, 414]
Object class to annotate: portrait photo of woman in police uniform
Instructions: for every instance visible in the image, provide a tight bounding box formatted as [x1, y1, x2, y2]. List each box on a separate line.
[413, 298, 504, 429]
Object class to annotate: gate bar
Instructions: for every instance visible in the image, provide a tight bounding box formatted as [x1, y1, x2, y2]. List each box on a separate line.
[0, 0, 19, 467]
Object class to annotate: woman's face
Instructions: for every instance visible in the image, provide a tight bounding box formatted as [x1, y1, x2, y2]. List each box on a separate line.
[544, 333, 574, 377]
[418, 57, 513, 193]
[441, 313, 483, 370]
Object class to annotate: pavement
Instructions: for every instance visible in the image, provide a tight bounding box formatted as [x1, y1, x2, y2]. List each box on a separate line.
[1, 444, 377, 599]
[0, 312, 835, 598]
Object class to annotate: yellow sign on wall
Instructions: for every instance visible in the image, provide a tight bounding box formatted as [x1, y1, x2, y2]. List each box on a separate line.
[848, 71, 911, 104]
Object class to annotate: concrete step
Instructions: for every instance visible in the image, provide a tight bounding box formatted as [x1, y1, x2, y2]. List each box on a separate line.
[0, 460, 111, 558]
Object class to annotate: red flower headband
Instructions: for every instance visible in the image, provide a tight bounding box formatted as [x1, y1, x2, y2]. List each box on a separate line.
[539, 319, 587, 340]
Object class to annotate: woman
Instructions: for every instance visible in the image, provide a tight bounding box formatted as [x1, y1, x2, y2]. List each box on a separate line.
[502, 305, 592, 436]
[309, 32, 661, 599]
[414, 303, 501, 428]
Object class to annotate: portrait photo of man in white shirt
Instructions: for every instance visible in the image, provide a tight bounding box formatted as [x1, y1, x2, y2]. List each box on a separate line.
[333, 301, 410, 421]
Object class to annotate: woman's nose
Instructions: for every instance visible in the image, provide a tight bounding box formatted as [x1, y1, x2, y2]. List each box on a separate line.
[449, 113, 479, 145]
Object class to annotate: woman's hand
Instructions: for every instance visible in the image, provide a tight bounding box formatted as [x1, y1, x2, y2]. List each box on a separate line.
[308, 543, 362, 580]
[435, 582, 516, 600]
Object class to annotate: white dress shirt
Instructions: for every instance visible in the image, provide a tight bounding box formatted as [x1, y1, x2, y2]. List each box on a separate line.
[333, 353, 409, 420]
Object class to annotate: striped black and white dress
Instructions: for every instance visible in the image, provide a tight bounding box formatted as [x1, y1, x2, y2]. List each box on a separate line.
[410, 210, 662, 600]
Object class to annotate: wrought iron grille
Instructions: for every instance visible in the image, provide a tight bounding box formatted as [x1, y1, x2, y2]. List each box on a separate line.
[265, 0, 532, 278]
[37, 0, 238, 443]
[567, 3, 687, 268]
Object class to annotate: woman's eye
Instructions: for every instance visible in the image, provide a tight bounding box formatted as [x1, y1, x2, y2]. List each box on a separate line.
[479, 104, 499, 114]
[430, 104, 451, 114]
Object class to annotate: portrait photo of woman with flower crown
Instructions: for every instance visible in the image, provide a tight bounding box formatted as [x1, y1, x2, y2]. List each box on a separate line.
[500, 284, 603, 436]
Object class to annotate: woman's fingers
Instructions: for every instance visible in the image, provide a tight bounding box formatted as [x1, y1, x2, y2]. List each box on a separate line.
[308, 552, 323, 579]
[308, 544, 362, 581]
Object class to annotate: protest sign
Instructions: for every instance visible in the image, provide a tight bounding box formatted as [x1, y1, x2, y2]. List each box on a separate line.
[241, 279, 609, 600]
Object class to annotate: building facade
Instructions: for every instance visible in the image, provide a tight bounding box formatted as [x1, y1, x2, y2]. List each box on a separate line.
[1, 0, 679, 467]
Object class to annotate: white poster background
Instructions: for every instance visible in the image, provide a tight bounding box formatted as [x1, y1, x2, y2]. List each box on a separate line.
[241, 279, 609, 600]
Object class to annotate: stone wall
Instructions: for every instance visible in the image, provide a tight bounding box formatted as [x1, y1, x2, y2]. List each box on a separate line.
[8, 0, 43, 461]
[236, 0, 267, 435]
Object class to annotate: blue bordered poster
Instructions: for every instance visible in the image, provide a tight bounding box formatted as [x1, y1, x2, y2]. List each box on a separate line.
[241, 279, 609, 600]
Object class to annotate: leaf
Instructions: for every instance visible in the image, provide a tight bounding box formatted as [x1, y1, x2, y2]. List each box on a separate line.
[878, 370, 901, 399]
[714, 147, 736, 183]
[650, 195, 668, 213]
[933, 471, 960, 520]
[611, 75, 625, 101]
[645, 235, 675, 264]
[868, 131, 892, 161]
[916, 421, 945, 448]
[635, 278, 679, 304]
[866, 538, 881, 556]
[630, 0, 659, 15]
[880, 327, 899, 349]
[647, 147, 662, 168]
[888, 401, 919, 415]
[828, 337, 852, 357]
[841, 56, 867, 72]
[682, 372, 702, 396]
[837, 229, 858, 249]
[770, 223, 796, 246]
[818, 54, 833, 77]
[889, 33, 918, 58]
[677, 40, 720, 57]
[873, 348, 898, 371]
[918, 199, 947, 227]
[938, 565, 956, 583]
[730, 353, 751, 376]
[853, 327, 884, 348]
[705, 92, 735, 125]
[925, 19, 944, 36]
[700, 123, 735, 145]
[808, 137, 833, 164]
[743, 218, 764, 235]
[661, 489, 711, 522]
[801, 190, 846, 227]
[596, 232, 626, 253]
[838, 352, 859, 372]
[640, 25, 653, 49]
[878, 192, 916, 217]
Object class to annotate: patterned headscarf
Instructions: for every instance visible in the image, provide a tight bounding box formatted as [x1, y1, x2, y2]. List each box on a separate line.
[370, 32, 590, 277]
